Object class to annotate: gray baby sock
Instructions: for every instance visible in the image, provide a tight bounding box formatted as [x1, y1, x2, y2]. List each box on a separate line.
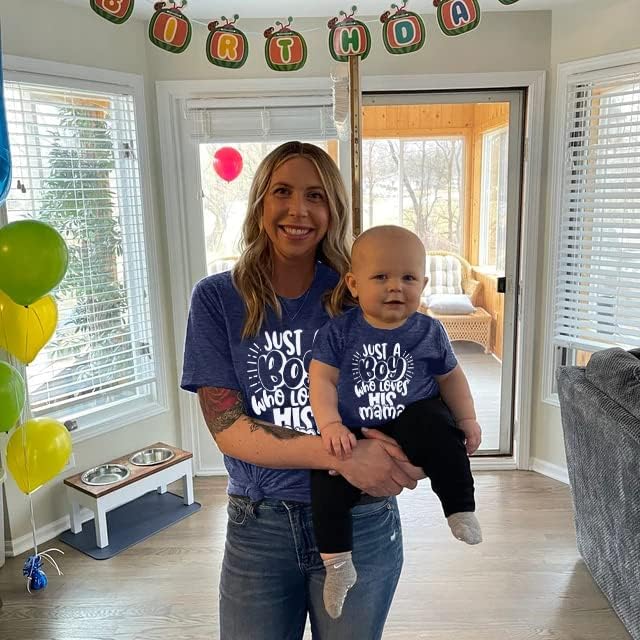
[447, 511, 483, 545]
[322, 551, 357, 619]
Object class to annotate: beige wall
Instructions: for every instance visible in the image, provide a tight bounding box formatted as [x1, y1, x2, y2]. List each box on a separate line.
[531, 0, 640, 470]
[0, 0, 552, 543]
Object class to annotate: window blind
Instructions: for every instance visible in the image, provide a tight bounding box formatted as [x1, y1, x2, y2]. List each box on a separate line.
[3, 80, 157, 420]
[185, 95, 338, 142]
[553, 65, 640, 352]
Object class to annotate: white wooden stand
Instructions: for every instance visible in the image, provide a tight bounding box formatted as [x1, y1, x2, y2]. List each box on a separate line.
[64, 443, 194, 549]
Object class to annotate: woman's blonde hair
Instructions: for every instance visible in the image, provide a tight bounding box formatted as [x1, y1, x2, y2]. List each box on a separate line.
[233, 141, 353, 338]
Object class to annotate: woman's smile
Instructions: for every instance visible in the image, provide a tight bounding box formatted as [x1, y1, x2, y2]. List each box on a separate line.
[279, 224, 315, 238]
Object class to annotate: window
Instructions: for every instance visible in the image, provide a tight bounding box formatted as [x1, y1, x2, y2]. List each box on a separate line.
[185, 97, 338, 274]
[3, 70, 164, 434]
[479, 127, 508, 271]
[361, 137, 464, 254]
[547, 57, 640, 396]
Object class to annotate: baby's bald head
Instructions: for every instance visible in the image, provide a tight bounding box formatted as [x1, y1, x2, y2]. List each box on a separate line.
[351, 225, 426, 274]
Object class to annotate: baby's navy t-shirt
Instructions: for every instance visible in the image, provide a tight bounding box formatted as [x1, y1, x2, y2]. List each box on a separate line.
[312, 307, 457, 428]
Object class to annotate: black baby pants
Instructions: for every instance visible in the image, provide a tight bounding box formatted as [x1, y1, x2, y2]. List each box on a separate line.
[311, 396, 475, 553]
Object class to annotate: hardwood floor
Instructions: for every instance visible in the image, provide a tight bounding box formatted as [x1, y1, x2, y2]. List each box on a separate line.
[0, 472, 631, 640]
[454, 341, 502, 451]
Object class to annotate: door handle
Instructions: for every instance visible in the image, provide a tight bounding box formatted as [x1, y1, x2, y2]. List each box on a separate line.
[496, 276, 506, 293]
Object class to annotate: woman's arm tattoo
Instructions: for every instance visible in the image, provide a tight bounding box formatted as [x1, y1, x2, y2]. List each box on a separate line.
[197, 387, 304, 440]
[198, 387, 243, 437]
[247, 418, 304, 439]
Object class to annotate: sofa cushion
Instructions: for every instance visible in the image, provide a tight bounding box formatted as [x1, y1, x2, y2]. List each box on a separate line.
[424, 255, 463, 296]
[585, 348, 640, 422]
[426, 293, 475, 315]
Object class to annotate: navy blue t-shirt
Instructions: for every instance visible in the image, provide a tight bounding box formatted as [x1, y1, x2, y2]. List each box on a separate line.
[181, 262, 339, 503]
[312, 307, 457, 429]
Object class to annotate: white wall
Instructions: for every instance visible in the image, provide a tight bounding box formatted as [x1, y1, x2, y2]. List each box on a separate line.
[0, 0, 181, 545]
[0, 0, 551, 545]
[531, 0, 640, 472]
[146, 11, 551, 81]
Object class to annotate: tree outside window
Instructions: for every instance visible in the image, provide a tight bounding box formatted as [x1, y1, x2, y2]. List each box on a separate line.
[362, 137, 464, 254]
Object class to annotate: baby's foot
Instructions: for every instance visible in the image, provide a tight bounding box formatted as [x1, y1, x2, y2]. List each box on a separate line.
[322, 552, 357, 619]
[447, 511, 483, 545]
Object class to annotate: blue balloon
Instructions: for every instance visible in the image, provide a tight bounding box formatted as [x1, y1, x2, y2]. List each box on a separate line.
[0, 26, 12, 207]
[23, 554, 49, 591]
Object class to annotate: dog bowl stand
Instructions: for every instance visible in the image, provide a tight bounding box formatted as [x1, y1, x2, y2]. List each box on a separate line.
[64, 442, 194, 549]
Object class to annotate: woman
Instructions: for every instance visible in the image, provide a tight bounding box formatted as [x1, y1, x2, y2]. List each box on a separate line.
[181, 141, 421, 639]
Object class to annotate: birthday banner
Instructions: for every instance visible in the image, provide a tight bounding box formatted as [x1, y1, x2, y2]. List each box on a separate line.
[90, 0, 522, 70]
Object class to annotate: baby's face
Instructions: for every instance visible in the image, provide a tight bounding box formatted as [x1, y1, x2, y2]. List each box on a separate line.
[347, 234, 427, 329]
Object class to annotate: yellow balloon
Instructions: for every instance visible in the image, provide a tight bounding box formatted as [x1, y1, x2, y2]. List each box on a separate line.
[0, 290, 58, 364]
[6, 418, 72, 494]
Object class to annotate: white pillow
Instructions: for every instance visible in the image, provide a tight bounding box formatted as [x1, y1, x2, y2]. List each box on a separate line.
[426, 293, 475, 315]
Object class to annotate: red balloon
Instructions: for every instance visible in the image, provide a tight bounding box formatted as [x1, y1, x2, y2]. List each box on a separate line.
[213, 147, 243, 182]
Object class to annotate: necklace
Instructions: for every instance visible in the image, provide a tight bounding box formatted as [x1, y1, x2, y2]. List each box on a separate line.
[278, 285, 312, 323]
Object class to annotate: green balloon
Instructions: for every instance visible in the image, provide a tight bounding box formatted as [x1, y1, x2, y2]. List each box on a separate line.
[0, 361, 26, 433]
[0, 220, 69, 306]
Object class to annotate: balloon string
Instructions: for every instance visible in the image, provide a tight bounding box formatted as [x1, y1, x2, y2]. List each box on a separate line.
[142, 0, 386, 32]
[23, 303, 30, 361]
[13, 381, 21, 428]
[32, 303, 46, 335]
[0, 303, 11, 359]
[18, 349, 36, 554]
[41, 549, 64, 576]
[28, 491, 38, 556]
[0, 434, 6, 484]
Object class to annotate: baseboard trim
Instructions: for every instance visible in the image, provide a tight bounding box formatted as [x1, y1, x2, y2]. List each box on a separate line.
[530, 458, 569, 485]
[5, 507, 94, 558]
[194, 465, 227, 476]
[471, 457, 517, 471]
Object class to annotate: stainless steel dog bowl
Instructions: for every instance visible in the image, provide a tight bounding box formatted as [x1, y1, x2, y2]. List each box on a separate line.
[129, 447, 174, 466]
[81, 464, 130, 486]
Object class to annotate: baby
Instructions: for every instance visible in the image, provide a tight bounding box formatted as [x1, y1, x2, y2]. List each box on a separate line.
[309, 225, 482, 619]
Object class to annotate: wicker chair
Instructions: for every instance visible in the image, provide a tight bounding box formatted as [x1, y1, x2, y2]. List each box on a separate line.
[419, 251, 492, 354]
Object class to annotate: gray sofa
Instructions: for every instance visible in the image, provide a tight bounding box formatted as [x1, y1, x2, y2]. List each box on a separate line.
[557, 347, 640, 640]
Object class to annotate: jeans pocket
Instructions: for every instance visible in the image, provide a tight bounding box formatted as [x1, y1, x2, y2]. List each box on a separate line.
[227, 496, 249, 526]
[351, 498, 393, 519]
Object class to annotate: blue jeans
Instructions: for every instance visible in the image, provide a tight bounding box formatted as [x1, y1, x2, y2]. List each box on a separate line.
[219, 495, 403, 639]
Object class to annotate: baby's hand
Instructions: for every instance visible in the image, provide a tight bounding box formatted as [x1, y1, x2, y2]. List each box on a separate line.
[458, 419, 482, 455]
[321, 421, 357, 460]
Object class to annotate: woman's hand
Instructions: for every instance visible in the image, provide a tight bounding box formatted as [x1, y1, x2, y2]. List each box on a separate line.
[334, 435, 420, 497]
[361, 427, 427, 482]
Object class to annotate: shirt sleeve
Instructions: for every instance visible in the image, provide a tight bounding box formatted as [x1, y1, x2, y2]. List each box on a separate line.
[434, 320, 458, 376]
[181, 278, 241, 393]
[311, 319, 344, 369]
